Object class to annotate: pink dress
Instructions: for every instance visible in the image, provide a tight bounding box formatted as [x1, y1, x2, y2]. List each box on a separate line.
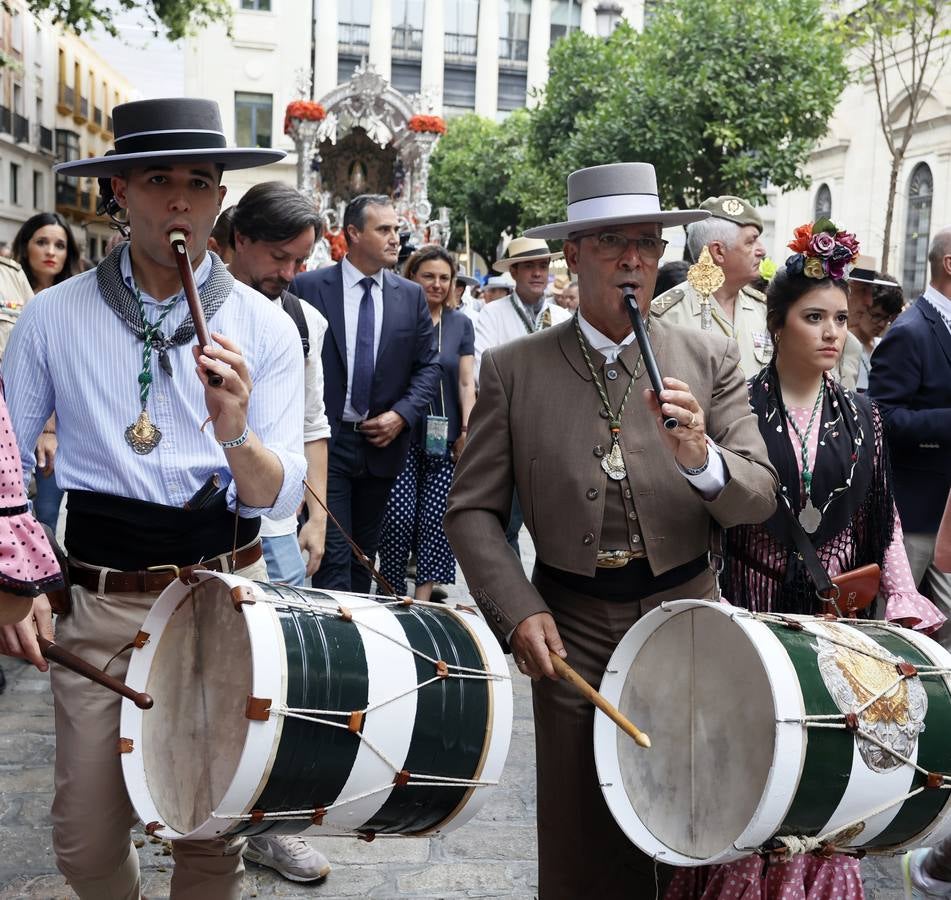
[0, 387, 62, 598]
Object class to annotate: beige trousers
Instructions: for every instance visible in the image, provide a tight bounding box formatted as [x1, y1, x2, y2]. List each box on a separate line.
[50, 555, 268, 900]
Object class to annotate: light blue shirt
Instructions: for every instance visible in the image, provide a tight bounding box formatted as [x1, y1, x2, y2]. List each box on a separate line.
[340, 255, 384, 422]
[3, 244, 306, 519]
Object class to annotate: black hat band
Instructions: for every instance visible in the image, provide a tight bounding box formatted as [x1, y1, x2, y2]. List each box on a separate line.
[114, 128, 228, 156]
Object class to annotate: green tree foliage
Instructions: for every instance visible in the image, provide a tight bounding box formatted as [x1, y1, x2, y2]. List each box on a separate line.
[431, 0, 847, 247]
[13, 0, 231, 41]
[429, 110, 531, 262]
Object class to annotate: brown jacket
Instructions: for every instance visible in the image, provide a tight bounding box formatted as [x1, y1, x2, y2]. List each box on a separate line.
[444, 316, 778, 642]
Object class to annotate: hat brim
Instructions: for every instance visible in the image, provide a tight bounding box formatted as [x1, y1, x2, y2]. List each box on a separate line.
[492, 251, 563, 273]
[456, 274, 479, 287]
[847, 275, 898, 287]
[54, 147, 287, 178]
[524, 210, 709, 240]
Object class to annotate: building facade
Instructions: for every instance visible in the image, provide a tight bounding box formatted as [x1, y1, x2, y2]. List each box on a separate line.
[184, 0, 644, 205]
[768, 7, 951, 300]
[0, 0, 58, 245]
[54, 31, 134, 261]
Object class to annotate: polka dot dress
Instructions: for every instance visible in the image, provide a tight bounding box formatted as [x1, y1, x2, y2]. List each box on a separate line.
[378, 444, 457, 595]
[0, 390, 63, 597]
[665, 852, 864, 900]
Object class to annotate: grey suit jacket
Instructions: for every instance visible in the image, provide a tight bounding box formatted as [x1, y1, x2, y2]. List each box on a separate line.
[444, 316, 778, 643]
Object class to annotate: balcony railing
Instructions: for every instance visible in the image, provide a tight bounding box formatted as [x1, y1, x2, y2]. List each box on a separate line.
[60, 84, 75, 108]
[38, 125, 54, 152]
[338, 22, 370, 46]
[93, 106, 102, 126]
[13, 113, 30, 144]
[499, 36, 529, 61]
[105, 114, 113, 134]
[445, 32, 477, 56]
[0, 105, 11, 134]
[392, 25, 422, 53]
[77, 96, 89, 120]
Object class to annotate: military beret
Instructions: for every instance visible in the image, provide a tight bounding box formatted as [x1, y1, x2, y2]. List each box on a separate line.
[699, 196, 763, 233]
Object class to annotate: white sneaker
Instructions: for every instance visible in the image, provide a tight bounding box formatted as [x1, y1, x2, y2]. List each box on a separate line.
[244, 834, 331, 883]
[903, 849, 951, 900]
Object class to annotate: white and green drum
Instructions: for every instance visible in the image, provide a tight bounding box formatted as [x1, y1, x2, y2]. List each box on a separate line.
[119, 572, 512, 841]
[595, 599, 951, 866]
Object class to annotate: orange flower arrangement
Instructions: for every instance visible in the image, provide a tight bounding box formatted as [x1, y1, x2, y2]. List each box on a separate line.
[407, 114, 446, 135]
[283, 101, 326, 135]
[787, 223, 814, 254]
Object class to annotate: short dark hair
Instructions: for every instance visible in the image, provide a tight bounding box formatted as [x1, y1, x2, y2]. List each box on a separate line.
[12, 212, 82, 289]
[654, 260, 690, 298]
[230, 181, 322, 248]
[211, 206, 235, 247]
[403, 244, 454, 281]
[872, 276, 904, 317]
[343, 194, 392, 245]
[765, 267, 848, 344]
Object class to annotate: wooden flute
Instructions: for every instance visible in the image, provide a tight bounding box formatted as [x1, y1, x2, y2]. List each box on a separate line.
[168, 229, 224, 387]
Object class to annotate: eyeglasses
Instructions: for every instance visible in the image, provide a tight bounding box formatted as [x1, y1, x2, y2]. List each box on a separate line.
[575, 231, 669, 262]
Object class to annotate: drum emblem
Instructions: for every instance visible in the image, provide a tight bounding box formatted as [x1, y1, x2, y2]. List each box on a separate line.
[814, 625, 927, 773]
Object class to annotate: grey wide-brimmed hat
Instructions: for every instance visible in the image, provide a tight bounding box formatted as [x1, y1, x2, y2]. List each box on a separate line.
[524, 163, 709, 240]
[54, 98, 286, 177]
[455, 266, 479, 288]
[847, 255, 897, 287]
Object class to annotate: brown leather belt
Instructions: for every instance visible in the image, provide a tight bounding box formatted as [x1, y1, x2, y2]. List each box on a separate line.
[67, 541, 263, 594]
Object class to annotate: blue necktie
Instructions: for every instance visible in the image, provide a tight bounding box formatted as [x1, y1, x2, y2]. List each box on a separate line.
[350, 276, 376, 417]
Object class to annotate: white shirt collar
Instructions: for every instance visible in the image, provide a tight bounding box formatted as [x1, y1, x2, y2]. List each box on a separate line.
[577, 311, 637, 363]
[924, 285, 951, 320]
[342, 255, 384, 290]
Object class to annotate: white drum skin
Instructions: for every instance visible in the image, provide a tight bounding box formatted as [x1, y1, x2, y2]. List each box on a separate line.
[120, 572, 512, 842]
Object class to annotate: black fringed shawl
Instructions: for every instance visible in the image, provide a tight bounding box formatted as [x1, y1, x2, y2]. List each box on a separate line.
[721, 362, 895, 615]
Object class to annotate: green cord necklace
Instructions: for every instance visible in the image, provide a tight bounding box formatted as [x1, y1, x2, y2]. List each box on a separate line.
[784, 379, 825, 533]
[124, 289, 179, 455]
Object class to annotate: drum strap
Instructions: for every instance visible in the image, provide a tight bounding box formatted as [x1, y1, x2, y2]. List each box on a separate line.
[778, 499, 836, 598]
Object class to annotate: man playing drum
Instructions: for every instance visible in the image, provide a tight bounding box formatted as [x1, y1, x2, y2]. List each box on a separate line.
[0, 98, 316, 896]
[445, 162, 778, 898]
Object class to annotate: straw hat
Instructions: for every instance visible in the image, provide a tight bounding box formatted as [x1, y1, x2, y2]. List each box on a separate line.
[492, 236, 562, 273]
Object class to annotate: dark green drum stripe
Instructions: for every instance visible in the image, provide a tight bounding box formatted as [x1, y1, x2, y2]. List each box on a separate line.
[363, 606, 489, 835]
[765, 623, 853, 838]
[857, 627, 951, 848]
[237, 584, 368, 835]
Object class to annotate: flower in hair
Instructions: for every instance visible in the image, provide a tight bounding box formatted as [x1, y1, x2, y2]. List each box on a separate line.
[785, 219, 859, 280]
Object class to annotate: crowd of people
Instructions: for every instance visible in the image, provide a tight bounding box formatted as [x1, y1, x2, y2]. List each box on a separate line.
[0, 96, 949, 900]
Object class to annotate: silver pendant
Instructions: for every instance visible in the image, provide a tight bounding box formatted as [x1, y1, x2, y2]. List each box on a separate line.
[125, 410, 162, 455]
[601, 440, 627, 481]
[799, 500, 821, 534]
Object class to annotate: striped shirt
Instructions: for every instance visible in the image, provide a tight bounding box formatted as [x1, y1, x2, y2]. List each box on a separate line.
[2, 244, 306, 520]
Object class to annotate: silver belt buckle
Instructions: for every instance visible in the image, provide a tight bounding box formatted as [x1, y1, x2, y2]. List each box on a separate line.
[596, 550, 637, 569]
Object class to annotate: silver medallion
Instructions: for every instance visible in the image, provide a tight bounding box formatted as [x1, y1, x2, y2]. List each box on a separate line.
[601, 440, 627, 481]
[125, 410, 162, 455]
[799, 500, 821, 534]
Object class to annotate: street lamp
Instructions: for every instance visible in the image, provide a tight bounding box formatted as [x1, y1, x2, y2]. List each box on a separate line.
[594, 2, 623, 38]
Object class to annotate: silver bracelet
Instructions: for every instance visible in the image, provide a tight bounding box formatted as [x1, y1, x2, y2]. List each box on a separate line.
[218, 424, 250, 449]
[681, 456, 709, 476]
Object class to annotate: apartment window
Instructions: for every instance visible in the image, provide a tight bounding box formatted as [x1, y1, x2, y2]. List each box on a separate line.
[445, 1, 479, 56]
[550, 0, 580, 44]
[903, 163, 933, 299]
[33, 170, 43, 209]
[339, 0, 371, 45]
[56, 129, 81, 163]
[443, 64, 476, 110]
[10, 163, 20, 205]
[499, 0, 530, 61]
[240, 0, 271, 9]
[391, 61, 422, 95]
[235, 92, 272, 148]
[393, 0, 423, 53]
[814, 183, 831, 221]
[498, 69, 527, 110]
[338, 54, 362, 84]
[11, 11, 23, 53]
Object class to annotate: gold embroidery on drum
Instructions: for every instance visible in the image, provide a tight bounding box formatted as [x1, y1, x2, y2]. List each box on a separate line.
[813, 624, 927, 774]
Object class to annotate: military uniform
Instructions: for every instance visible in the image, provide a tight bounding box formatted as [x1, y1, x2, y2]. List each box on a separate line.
[0, 256, 34, 362]
[651, 280, 772, 376]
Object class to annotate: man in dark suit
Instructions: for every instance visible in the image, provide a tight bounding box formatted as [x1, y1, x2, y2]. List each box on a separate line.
[291, 194, 439, 591]
[869, 226, 951, 643]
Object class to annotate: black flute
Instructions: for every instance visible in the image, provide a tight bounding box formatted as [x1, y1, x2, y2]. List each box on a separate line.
[623, 287, 678, 430]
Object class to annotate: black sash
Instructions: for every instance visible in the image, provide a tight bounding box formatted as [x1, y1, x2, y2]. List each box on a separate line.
[65, 490, 260, 570]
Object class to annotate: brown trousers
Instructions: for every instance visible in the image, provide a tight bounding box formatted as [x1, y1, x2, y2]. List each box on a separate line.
[50, 554, 268, 900]
[531, 565, 715, 900]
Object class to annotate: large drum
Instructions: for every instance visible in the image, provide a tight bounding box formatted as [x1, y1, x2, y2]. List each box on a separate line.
[120, 573, 512, 841]
[595, 599, 951, 866]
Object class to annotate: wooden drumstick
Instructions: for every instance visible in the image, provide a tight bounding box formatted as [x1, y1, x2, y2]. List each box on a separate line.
[549, 652, 651, 749]
[38, 637, 153, 710]
[168, 229, 224, 387]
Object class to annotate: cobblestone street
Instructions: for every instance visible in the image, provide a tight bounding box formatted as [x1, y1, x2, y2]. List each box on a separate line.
[0, 532, 908, 898]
